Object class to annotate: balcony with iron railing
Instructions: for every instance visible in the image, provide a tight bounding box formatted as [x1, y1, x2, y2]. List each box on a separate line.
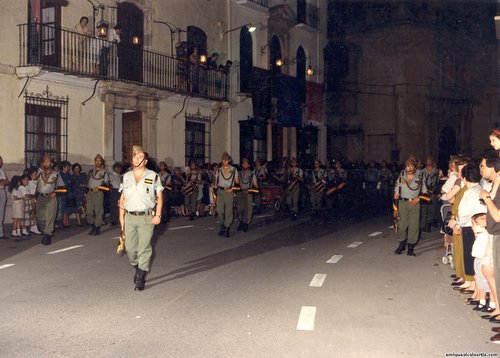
[296, 2, 319, 30]
[18, 23, 228, 101]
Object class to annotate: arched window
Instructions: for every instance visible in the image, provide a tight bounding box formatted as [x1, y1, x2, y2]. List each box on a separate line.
[270, 35, 282, 74]
[240, 26, 253, 93]
[187, 26, 207, 58]
[296, 46, 306, 102]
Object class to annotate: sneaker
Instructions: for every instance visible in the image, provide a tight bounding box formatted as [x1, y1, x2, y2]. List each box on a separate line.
[30, 226, 42, 235]
[12, 232, 19, 237]
[22, 229, 31, 236]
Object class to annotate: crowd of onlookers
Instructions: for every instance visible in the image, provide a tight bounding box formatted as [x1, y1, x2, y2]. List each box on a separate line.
[438, 130, 500, 344]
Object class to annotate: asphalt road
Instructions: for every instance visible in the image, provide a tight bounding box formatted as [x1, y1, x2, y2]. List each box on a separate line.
[0, 212, 499, 357]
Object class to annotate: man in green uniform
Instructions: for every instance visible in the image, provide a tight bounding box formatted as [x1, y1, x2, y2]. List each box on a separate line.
[285, 157, 304, 221]
[87, 154, 109, 235]
[36, 154, 65, 245]
[393, 158, 427, 256]
[119, 146, 163, 291]
[215, 152, 239, 237]
[237, 157, 258, 232]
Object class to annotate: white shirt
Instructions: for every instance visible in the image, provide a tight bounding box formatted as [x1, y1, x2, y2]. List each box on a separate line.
[441, 172, 458, 195]
[0, 168, 6, 189]
[472, 229, 489, 258]
[457, 183, 486, 228]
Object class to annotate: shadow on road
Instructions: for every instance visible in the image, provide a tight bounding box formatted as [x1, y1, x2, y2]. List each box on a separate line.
[147, 216, 352, 288]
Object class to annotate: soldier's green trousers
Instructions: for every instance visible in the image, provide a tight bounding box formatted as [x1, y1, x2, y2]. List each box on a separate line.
[310, 190, 323, 211]
[237, 191, 253, 224]
[86, 190, 104, 227]
[397, 200, 420, 244]
[37, 195, 57, 235]
[217, 189, 234, 227]
[286, 187, 300, 214]
[124, 213, 154, 272]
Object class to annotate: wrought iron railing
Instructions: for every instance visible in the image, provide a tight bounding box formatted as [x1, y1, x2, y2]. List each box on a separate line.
[249, 0, 270, 7]
[297, 3, 319, 30]
[18, 23, 228, 101]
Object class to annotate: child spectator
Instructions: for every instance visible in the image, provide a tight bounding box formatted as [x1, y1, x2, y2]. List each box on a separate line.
[24, 167, 41, 235]
[9, 175, 29, 238]
[471, 212, 493, 312]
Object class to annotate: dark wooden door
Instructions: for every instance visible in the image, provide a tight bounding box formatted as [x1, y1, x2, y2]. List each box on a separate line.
[122, 111, 142, 166]
[117, 2, 144, 82]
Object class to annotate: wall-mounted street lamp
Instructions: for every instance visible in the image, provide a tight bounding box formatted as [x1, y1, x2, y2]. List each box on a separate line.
[96, 4, 108, 38]
[275, 58, 283, 67]
[200, 54, 207, 64]
[219, 23, 256, 41]
[153, 20, 183, 56]
[306, 65, 314, 76]
[132, 35, 140, 45]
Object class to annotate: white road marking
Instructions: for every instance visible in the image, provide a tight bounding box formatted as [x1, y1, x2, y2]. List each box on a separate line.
[368, 231, 382, 237]
[309, 274, 327, 287]
[254, 213, 274, 219]
[326, 254, 343, 264]
[296, 306, 316, 331]
[46, 245, 84, 255]
[347, 241, 363, 248]
[168, 225, 194, 231]
[0, 264, 15, 270]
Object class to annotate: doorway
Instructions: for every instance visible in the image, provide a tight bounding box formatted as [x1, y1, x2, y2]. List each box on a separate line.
[117, 2, 144, 82]
[122, 111, 142, 166]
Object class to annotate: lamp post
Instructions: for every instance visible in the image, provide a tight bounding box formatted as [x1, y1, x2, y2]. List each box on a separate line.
[86, 0, 106, 37]
[153, 20, 180, 56]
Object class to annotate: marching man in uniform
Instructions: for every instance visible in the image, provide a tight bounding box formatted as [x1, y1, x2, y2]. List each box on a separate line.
[237, 157, 258, 232]
[393, 158, 427, 256]
[36, 154, 65, 245]
[214, 152, 238, 237]
[119, 146, 163, 291]
[310, 159, 325, 217]
[285, 157, 304, 221]
[87, 154, 109, 235]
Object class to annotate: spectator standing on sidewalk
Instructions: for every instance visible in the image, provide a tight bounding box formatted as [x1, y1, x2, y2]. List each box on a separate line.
[0, 156, 9, 239]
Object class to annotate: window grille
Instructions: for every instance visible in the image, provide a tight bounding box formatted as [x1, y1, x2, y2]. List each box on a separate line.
[185, 110, 211, 166]
[24, 86, 68, 167]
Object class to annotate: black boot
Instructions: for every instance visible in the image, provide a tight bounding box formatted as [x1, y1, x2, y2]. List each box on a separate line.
[237, 222, 244, 231]
[134, 269, 147, 291]
[394, 240, 406, 255]
[242, 223, 249, 232]
[225, 227, 230, 238]
[218, 225, 225, 236]
[133, 265, 139, 284]
[407, 243, 416, 256]
[94, 226, 101, 235]
[41, 234, 50, 245]
[88, 225, 96, 235]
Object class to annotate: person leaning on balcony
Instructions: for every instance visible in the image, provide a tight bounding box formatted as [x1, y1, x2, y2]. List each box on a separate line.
[188, 47, 200, 93]
[99, 24, 122, 77]
[73, 16, 91, 71]
[0, 156, 9, 239]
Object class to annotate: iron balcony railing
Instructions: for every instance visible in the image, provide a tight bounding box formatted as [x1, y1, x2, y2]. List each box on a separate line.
[297, 3, 319, 30]
[18, 23, 228, 101]
[249, 0, 270, 7]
